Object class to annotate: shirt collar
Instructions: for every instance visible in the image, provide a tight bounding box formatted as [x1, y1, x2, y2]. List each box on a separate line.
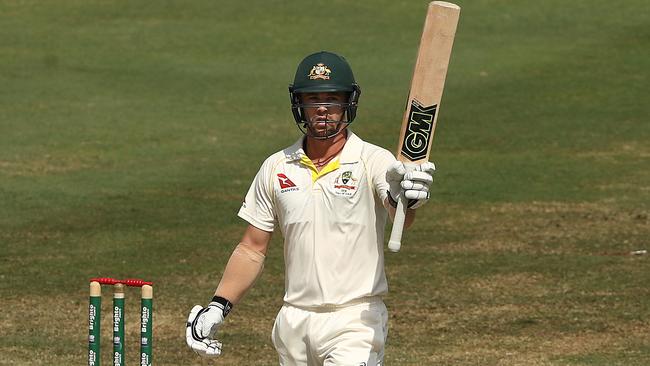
[283, 137, 306, 162]
[283, 130, 363, 164]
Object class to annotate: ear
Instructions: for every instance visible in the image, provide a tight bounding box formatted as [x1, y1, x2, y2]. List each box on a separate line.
[347, 84, 361, 122]
[289, 85, 306, 123]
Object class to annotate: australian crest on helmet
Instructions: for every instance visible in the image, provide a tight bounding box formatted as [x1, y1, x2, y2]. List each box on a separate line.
[309, 63, 332, 80]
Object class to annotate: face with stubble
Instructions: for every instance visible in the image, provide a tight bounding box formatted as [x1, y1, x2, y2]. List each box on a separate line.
[300, 92, 349, 139]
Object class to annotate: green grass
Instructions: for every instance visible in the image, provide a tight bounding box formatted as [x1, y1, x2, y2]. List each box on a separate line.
[1, 0, 648, 365]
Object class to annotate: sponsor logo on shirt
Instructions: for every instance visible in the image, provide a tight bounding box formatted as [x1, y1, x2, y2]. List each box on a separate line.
[333, 170, 358, 197]
[277, 173, 299, 193]
[334, 170, 357, 190]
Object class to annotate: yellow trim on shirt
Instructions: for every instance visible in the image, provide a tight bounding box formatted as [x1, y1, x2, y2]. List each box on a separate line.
[299, 155, 340, 182]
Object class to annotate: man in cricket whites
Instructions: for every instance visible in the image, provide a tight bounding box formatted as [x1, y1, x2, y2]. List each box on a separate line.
[186, 51, 435, 365]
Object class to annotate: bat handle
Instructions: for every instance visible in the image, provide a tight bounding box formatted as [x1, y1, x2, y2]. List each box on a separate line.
[388, 189, 409, 252]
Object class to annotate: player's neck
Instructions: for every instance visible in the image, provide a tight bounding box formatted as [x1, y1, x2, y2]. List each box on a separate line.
[304, 129, 348, 163]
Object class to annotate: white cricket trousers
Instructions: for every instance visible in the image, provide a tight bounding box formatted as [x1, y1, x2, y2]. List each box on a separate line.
[271, 297, 388, 366]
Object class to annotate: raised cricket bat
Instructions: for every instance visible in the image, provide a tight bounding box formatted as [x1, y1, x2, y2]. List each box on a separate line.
[388, 1, 460, 252]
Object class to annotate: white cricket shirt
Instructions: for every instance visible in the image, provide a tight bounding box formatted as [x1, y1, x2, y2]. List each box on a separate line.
[238, 131, 396, 308]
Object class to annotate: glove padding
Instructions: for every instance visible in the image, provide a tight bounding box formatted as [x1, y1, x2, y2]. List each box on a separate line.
[186, 302, 227, 357]
[386, 161, 435, 209]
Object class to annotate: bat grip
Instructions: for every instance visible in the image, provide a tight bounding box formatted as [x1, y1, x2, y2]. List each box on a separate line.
[388, 162, 415, 252]
[388, 194, 408, 252]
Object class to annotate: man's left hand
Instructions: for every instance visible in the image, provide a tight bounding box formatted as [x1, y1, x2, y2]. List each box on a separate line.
[387, 161, 435, 209]
[185, 304, 226, 357]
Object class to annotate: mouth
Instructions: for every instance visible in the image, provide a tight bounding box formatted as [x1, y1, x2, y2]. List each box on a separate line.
[299, 118, 349, 140]
[311, 120, 338, 131]
[310, 116, 335, 127]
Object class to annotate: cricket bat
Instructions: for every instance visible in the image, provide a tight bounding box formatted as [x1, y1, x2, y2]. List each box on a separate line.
[388, 1, 460, 252]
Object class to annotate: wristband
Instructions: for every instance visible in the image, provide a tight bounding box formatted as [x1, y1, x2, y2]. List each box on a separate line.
[211, 296, 233, 317]
[388, 191, 418, 209]
[387, 191, 398, 208]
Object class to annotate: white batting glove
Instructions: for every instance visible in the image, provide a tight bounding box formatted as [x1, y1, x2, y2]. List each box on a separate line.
[386, 161, 435, 209]
[186, 297, 232, 357]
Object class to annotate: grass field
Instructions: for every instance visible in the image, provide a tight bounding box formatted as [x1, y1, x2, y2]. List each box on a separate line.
[1, 0, 648, 365]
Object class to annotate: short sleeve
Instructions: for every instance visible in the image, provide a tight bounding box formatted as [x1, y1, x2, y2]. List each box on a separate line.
[237, 158, 277, 232]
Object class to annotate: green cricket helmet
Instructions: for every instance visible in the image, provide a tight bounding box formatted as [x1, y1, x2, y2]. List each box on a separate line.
[289, 51, 361, 138]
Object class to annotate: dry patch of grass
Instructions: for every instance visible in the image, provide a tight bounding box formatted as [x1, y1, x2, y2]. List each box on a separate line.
[418, 326, 649, 365]
[576, 142, 650, 159]
[0, 155, 93, 176]
[467, 273, 552, 298]
[433, 201, 648, 255]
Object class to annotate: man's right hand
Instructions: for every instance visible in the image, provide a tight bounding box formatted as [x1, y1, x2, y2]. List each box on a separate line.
[185, 300, 230, 357]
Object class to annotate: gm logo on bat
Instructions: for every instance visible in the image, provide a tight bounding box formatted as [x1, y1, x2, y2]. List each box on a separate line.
[400, 99, 437, 161]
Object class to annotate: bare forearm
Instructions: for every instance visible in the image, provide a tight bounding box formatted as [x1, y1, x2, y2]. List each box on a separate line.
[214, 225, 271, 304]
[214, 243, 265, 304]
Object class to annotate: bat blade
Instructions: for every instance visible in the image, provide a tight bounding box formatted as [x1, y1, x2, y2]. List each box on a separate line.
[388, 1, 460, 252]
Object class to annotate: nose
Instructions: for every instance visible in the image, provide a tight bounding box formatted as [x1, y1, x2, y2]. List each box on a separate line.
[316, 104, 329, 115]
